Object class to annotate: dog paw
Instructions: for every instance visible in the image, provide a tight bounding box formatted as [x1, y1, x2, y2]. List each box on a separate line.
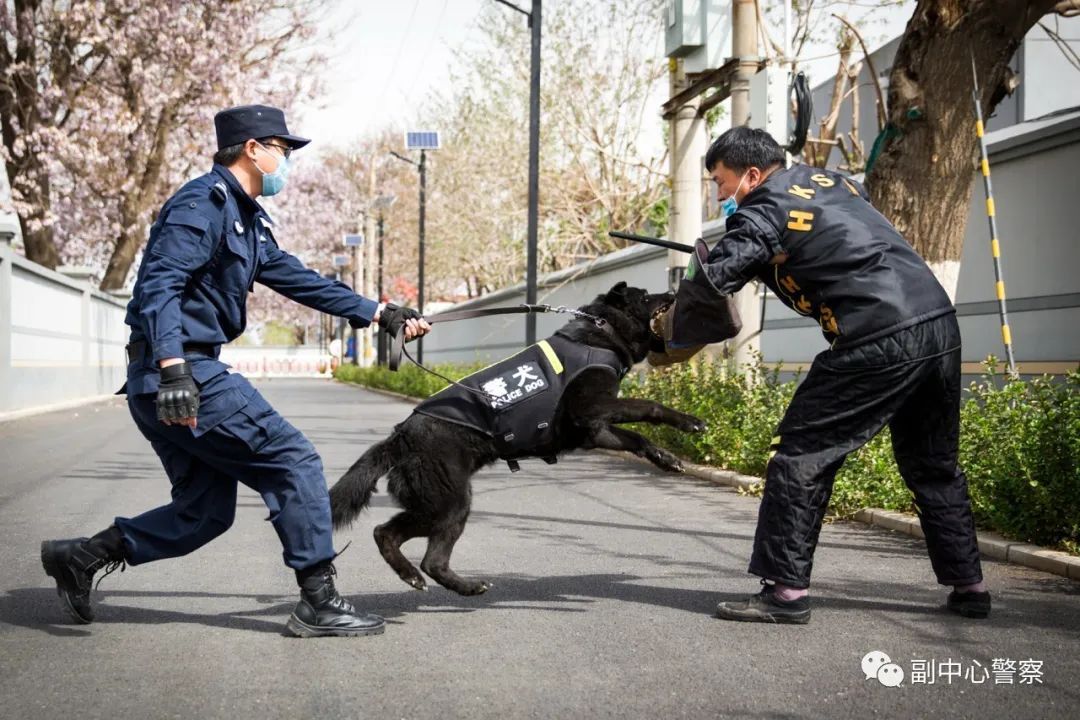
[458, 581, 491, 596]
[405, 575, 428, 592]
[678, 415, 707, 433]
[647, 447, 683, 473]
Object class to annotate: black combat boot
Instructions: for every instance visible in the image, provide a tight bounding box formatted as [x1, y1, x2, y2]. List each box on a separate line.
[286, 562, 385, 638]
[40, 526, 127, 624]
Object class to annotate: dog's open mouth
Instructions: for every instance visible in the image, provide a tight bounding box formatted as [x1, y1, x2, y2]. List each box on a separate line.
[650, 302, 672, 340]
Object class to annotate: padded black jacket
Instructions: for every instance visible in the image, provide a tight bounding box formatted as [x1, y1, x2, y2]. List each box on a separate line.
[701, 164, 954, 348]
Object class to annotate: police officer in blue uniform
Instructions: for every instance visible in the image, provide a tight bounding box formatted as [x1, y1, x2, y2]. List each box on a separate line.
[677, 127, 988, 624]
[40, 104, 429, 637]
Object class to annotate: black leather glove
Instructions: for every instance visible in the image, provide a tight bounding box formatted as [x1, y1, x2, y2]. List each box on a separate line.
[156, 362, 200, 422]
[377, 303, 423, 338]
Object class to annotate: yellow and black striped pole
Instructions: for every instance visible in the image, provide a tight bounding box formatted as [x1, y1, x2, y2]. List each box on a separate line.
[971, 55, 1018, 376]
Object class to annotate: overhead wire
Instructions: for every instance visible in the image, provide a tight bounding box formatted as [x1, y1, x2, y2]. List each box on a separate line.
[374, 0, 423, 115]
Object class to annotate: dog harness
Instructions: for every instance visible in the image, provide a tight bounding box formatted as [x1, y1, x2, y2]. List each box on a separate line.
[413, 333, 627, 470]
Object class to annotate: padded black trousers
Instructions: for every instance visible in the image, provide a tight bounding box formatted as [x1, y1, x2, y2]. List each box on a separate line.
[748, 313, 983, 589]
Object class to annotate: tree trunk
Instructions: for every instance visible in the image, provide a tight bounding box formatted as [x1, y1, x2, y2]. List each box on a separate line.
[99, 204, 144, 291]
[17, 159, 59, 269]
[867, 0, 1058, 300]
[7, 139, 58, 268]
[0, 0, 59, 269]
[99, 105, 178, 290]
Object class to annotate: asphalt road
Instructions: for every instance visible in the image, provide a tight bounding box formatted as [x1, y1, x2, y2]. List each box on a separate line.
[1, 379, 1077, 720]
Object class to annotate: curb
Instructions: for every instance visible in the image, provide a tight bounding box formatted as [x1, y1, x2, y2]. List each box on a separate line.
[676, 462, 1080, 583]
[338, 379, 1080, 583]
[0, 393, 121, 425]
[851, 508, 1080, 582]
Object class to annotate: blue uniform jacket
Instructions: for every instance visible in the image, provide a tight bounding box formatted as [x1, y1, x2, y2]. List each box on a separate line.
[122, 164, 378, 405]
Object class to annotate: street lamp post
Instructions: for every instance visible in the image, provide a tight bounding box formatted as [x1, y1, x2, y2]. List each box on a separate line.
[373, 194, 396, 366]
[494, 0, 541, 347]
[390, 151, 427, 367]
[418, 150, 426, 348]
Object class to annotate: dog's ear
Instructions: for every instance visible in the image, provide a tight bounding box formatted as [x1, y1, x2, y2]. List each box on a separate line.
[604, 281, 628, 303]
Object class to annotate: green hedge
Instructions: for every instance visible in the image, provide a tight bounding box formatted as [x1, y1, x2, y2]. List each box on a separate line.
[335, 361, 485, 399]
[336, 357, 1080, 554]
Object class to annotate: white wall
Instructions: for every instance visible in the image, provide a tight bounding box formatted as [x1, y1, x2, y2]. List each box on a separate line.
[419, 243, 669, 366]
[0, 244, 128, 415]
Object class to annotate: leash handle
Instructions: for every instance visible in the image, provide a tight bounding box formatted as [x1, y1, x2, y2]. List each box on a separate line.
[389, 303, 553, 371]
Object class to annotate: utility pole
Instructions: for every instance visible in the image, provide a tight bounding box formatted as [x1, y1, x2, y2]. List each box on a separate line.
[730, 0, 761, 370]
[376, 210, 386, 365]
[667, 57, 705, 290]
[494, 0, 541, 347]
[526, 0, 541, 346]
[351, 222, 363, 365]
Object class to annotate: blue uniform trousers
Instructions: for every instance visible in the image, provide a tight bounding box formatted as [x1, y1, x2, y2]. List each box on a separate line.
[114, 371, 335, 571]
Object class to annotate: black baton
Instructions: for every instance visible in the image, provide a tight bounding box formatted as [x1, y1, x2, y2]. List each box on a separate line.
[608, 230, 693, 254]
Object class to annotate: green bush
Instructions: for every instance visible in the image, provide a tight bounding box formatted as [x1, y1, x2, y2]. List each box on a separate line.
[336, 355, 1080, 553]
[334, 361, 485, 399]
[620, 357, 794, 477]
[959, 362, 1080, 553]
[626, 356, 1080, 553]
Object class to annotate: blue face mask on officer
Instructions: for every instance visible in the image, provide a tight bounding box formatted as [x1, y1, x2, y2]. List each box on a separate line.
[720, 171, 750, 219]
[253, 140, 291, 197]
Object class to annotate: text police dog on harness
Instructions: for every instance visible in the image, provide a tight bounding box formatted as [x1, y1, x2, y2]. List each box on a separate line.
[40, 104, 430, 638]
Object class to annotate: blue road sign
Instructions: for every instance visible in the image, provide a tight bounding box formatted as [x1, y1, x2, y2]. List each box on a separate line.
[343, 234, 364, 247]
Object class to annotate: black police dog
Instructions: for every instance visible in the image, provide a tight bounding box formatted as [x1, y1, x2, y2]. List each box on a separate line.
[329, 282, 705, 596]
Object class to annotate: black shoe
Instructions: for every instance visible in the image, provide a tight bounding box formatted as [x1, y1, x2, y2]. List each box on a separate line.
[715, 580, 812, 624]
[40, 527, 126, 624]
[286, 563, 385, 638]
[947, 589, 992, 618]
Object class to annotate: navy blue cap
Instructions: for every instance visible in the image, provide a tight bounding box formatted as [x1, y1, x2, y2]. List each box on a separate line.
[213, 104, 310, 150]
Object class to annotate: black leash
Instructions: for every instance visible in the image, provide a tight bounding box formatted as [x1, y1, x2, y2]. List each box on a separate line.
[390, 303, 611, 402]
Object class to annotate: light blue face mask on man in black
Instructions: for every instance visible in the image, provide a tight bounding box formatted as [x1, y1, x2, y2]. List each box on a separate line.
[255, 141, 291, 197]
[720, 171, 750, 219]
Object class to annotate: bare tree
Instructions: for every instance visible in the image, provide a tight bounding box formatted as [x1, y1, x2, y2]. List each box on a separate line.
[802, 26, 857, 167]
[411, 0, 669, 300]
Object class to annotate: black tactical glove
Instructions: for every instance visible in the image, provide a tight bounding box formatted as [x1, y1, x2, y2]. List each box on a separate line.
[376, 303, 423, 339]
[156, 362, 200, 422]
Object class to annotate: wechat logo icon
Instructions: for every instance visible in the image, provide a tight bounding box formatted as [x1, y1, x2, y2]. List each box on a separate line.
[863, 650, 905, 687]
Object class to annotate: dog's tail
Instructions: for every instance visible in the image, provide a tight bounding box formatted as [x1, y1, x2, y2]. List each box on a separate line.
[329, 437, 397, 529]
